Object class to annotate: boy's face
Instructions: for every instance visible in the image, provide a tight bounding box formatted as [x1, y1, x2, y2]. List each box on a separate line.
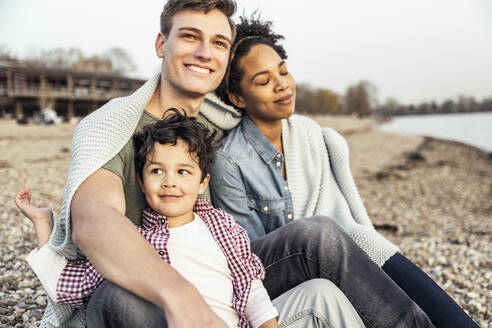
[138, 139, 209, 223]
[156, 9, 232, 98]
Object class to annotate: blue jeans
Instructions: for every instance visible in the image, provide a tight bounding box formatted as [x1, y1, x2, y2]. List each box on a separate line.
[382, 253, 478, 327]
[86, 279, 365, 328]
[250, 216, 434, 328]
[86, 280, 167, 327]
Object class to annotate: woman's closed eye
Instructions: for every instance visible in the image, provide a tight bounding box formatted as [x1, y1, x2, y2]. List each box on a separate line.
[279, 62, 289, 76]
[256, 78, 270, 86]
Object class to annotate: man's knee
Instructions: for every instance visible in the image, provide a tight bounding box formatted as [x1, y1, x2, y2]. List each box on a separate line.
[301, 279, 365, 327]
[301, 279, 350, 304]
[274, 279, 364, 328]
[87, 280, 167, 328]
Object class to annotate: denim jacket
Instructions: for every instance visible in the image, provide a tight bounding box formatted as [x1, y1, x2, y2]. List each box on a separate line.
[210, 116, 295, 241]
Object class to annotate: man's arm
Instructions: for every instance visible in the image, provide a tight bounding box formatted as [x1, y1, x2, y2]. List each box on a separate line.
[71, 168, 226, 327]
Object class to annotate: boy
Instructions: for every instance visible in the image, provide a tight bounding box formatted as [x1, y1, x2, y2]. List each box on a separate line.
[17, 110, 279, 328]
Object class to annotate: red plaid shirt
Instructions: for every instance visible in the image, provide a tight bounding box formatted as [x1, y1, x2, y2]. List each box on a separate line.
[57, 199, 265, 328]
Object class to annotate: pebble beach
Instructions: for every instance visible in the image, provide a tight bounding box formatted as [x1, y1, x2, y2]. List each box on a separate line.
[0, 116, 490, 327]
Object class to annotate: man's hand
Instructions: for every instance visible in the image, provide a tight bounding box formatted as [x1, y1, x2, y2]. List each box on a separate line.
[163, 283, 228, 327]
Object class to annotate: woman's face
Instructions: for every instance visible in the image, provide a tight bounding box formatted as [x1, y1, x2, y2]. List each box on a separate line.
[231, 44, 296, 123]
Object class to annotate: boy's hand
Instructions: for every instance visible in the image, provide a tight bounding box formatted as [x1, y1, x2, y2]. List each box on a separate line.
[15, 185, 54, 247]
[15, 185, 52, 220]
[15, 185, 33, 213]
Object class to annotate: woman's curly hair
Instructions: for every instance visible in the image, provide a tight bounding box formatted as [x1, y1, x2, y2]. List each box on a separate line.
[215, 15, 287, 107]
[133, 108, 217, 182]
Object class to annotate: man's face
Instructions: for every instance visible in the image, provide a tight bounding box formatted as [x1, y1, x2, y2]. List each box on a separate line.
[138, 140, 209, 224]
[156, 9, 232, 98]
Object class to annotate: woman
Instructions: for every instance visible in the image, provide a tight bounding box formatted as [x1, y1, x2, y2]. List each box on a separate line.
[210, 16, 477, 328]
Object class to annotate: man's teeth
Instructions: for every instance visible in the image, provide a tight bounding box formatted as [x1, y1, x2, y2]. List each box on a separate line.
[188, 65, 210, 74]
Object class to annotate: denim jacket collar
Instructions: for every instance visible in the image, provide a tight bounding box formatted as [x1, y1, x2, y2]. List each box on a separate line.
[241, 115, 282, 164]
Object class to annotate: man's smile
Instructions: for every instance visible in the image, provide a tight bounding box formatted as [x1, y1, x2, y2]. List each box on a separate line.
[185, 64, 213, 74]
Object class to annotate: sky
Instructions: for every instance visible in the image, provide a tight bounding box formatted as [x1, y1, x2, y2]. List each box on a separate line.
[1, 0, 491, 105]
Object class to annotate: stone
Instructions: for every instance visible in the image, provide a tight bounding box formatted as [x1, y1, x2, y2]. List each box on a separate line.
[35, 296, 46, 307]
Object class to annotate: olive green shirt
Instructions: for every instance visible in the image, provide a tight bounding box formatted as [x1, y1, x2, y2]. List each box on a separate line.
[102, 110, 225, 225]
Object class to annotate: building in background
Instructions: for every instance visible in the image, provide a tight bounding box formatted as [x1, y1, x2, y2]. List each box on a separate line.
[0, 61, 144, 121]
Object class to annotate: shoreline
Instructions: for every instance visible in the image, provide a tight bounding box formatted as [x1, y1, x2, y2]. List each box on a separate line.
[0, 118, 490, 327]
[422, 135, 492, 157]
[374, 112, 492, 154]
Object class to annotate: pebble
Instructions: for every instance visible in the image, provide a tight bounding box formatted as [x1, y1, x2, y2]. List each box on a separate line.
[31, 309, 42, 320]
[35, 296, 46, 307]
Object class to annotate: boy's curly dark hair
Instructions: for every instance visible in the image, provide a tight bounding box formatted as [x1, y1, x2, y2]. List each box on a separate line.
[215, 15, 287, 107]
[133, 108, 217, 182]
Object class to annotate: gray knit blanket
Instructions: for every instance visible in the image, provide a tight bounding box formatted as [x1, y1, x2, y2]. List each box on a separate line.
[282, 115, 399, 266]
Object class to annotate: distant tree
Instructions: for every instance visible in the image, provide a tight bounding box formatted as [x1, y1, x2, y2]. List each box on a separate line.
[295, 83, 340, 114]
[26, 47, 84, 70]
[65, 47, 84, 66]
[456, 95, 478, 112]
[0, 45, 19, 63]
[417, 102, 431, 114]
[478, 97, 492, 112]
[430, 101, 438, 113]
[343, 80, 378, 116]
[11, 46, 137, 76]
[376, 97, 400, 116]
[73, 55, 112, 74]
[38, 48, 72, 68]
[104, 47, 137, 75]
[440, 99, 455, 113]
[295, 83, 317, 113]
[314, 88, 340, 114]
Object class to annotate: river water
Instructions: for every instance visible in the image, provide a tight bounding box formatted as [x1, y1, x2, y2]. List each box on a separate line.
[376, 112, 492, 153]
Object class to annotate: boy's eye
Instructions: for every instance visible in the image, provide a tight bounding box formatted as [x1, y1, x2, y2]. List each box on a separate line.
[151, 168, 162, 174]
[178, 169, 191, 175]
